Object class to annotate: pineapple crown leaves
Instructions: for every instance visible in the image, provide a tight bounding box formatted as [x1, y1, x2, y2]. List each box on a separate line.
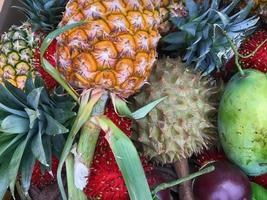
[0, 76, 76, 197]
[163, 0, 259, 74]
[15, 0, 68, 32]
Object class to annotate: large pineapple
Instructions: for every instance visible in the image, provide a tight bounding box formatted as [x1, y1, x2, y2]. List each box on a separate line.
[132, 58, 220, 164]
[0, 23, 36, 89]
[57, 0, 164, 98]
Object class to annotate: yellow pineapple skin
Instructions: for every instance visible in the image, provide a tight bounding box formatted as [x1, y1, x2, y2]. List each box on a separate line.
[57, 0, 164, 98]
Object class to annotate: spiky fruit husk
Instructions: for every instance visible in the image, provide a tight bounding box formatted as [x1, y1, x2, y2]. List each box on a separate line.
[57, 0, 163, 98]
[132, 58, 219, 164]
[31, 156, 59, 189]
[163, 0, 258, 74]
[33, 35, 58, 89]
[84, 103, 152, 200]
[0, 23, 36, 89]
[17, 0, 68, 32]
[239, 29, 267, 72]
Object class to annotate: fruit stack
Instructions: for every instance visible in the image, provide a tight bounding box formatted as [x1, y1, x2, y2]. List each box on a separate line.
[0, 0, 267, 200]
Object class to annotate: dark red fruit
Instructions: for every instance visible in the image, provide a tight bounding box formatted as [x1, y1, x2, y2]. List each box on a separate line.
[195, 148, 227, 167]
[193, 161, 251, 200]
[34, 34, 58, 89]
[146, 169, 172, 200]
[83, 103, 153, 200]
[239, 29, 267, 72]
[250, 173, 267, 189]
[31, 156, 59, 189]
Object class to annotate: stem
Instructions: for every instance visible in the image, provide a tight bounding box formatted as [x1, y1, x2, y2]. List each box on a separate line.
[77, 94, 108, 167]
[174, 159, 194, 200]
[57, 90, 104, 200]
[152, 165, 214, 195]
[222, 30, 244, 76]
[66, 154, 87, 200]
[15, 182, 32, 200]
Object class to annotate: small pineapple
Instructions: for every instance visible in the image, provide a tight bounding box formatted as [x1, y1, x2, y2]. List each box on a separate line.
[57, 0, 162, 98]
[132, 58, 220, 164]
[0, 23, 36, 88]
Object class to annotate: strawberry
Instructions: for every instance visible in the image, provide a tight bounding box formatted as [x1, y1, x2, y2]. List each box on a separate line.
[31, 156, 59, 189]
[83, 103, 153, 200]
[34, 33, 58, 89]
[239, 29, 267, 72]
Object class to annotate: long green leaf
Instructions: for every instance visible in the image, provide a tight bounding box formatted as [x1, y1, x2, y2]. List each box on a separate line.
[0, 162, 10, 200]
[1, 115, 29, 134]
[8, 129, 33, 196]
[20, 150, 35, 192]
[132, 97, 167, 120]
[40, 22, 87, 102]
[91, 116, 152, 200]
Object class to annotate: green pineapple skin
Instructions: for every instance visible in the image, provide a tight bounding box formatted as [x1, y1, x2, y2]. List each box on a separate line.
[133, 58, 218, 164]
[218, 69, 267, 176]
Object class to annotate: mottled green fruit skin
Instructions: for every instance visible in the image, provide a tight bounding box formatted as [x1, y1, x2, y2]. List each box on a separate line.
[218, 69, 267, 176]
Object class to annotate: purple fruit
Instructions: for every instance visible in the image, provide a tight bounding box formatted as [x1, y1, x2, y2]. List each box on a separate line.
[146, 169, 172, 200]
[193, 161, 251, 200]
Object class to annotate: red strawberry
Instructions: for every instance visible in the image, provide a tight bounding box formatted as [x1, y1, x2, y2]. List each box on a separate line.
[31, 156, 59, 189]
[34, 33, 58, 89]
[83, 103, 153, 200]
[239, 29, 267, 72]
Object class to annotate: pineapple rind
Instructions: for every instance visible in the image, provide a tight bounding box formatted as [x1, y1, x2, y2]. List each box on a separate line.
[57, 0, 163, 98]
[0, 23, 37, 89]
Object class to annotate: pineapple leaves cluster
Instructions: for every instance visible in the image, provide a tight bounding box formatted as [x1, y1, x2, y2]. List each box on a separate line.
[163, 0, 259, 74]
[0, 76, 76, 198]
[17, 0, 68, 32]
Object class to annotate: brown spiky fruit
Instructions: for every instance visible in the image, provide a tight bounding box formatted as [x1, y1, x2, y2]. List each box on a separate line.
[132, 58, 220, 164]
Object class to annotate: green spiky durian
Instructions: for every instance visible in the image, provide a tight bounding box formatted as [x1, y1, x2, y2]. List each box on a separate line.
[132, 58, 220, 164]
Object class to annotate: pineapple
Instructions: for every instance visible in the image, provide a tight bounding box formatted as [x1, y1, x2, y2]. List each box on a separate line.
[0, 23, 36, 89]
[0, 0, 68, 89]
[57, 0, 163, 98]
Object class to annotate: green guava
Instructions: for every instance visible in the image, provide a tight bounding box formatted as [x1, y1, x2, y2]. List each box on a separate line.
[218, 69, 267, 176]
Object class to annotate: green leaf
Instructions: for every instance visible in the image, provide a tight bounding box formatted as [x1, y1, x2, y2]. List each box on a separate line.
[25, 108, 39, 129]
[251, 182, 267, 200]
[0, 162, 10, 200]
[112, 95, 132, 118]
[27, 87, 43, 109]
[20, 150, 35, 192]
[0, 84, 26, 109]
[185, 0, 198, 18]
[0, 134, 23, 157]
[132, 97, 167, 120]
[0, 103, 27, 117]
[31, 122, 47, 166]
[8, 129, 33, 196]
[162, 32, 186, 44]
[92, 116, 152, 200]
[1, 115, 29, 134]
[44, 114, 69, 135]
